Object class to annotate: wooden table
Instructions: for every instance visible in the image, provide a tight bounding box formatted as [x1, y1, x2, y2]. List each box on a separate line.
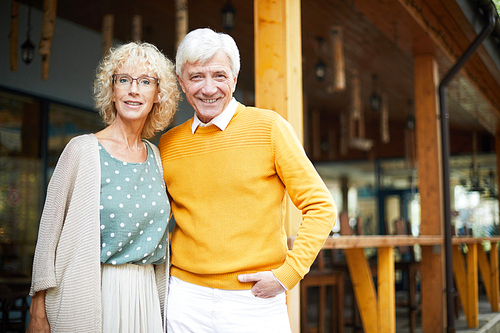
[290, 236, 500, 333]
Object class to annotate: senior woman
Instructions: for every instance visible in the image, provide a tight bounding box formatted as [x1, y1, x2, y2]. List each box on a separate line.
[26, 42, 179, 333]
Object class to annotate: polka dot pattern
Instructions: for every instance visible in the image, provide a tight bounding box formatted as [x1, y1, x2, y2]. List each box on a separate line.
[98, 142, 169, 266]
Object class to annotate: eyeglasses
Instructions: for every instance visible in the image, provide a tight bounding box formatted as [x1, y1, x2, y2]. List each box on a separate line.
[112, 74, 159, 90]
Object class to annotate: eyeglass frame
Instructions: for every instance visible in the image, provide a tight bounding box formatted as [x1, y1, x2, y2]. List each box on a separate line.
[112, 74, 159, 90]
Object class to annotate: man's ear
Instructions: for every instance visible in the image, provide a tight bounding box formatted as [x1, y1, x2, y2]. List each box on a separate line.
[177, 75, 187, 94]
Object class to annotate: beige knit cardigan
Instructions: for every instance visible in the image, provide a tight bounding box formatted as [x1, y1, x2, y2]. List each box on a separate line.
[29, 134, 169, 333]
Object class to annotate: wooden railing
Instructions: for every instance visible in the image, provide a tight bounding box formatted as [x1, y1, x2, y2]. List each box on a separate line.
[290, 235, 500, 333]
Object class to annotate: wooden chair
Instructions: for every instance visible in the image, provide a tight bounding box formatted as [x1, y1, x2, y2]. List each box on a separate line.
[301, 249, 345, 333]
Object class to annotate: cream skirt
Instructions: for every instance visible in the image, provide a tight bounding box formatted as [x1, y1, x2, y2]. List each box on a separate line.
[101, 263, 163, 333]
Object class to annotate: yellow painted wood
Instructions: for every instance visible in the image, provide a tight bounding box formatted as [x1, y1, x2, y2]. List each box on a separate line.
[491, 242, 499, 311]
[254, 1, 303, 331]
[478, 244, 492, 305]
[378, 247, 395, 333]
[466, 243, 479, 328]
[345, 248, 378, 333]
[452, 245, 468, 316]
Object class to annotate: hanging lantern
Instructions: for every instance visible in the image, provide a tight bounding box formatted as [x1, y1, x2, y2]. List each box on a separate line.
[21, 1, 35, 64]
[221, 0, 236, 31]
[369, 75, 381, 112]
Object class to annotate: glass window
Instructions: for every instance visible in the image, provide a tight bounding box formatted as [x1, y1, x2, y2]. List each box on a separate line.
[47, 103, 103, 180]
[0, 91, 42, 279]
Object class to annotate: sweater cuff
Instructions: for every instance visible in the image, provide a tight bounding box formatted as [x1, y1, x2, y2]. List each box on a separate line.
[272, 261, 302, 291]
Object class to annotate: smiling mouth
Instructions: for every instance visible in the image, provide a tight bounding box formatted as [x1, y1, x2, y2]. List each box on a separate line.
[125, 101, 142, 106]
[201, 98, 217, 103]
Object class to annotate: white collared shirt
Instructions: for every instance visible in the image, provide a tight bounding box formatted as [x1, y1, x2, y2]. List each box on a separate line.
[191, 98, 238, 134]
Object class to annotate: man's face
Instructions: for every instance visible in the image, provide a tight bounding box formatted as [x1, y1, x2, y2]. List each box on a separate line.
[178, 51, 238, 123]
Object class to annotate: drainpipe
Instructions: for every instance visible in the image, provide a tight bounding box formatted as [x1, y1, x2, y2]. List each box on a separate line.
[439, 3, 497, 332]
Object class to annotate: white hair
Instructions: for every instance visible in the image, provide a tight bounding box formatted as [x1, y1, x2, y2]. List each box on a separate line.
[176, 28, 240, 79]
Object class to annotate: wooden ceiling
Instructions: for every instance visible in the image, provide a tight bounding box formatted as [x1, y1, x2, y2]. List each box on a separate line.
[21, 0, 500, 161]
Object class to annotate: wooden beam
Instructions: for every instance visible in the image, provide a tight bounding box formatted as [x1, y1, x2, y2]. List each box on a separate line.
[102, 14, 114, 56]
[378, 247, 395, 333]
[254, 1, 303, 331]
[10, 0, 19, 72]
[453, 245, 468, 318]
[131, 15, 142, 42]
[490, 242, 500, 312]
[466, 243, 479, 328]
[39, 0, 57, 80]
[175, 0, 188, 49]
[478, 244, 492, 306]
[414, 54, 445, 332]
[345, 248, 378, 333]
[328, 25, 345, 92]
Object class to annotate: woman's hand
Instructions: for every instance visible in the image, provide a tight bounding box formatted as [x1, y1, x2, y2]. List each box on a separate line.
[26, 290, 50, 333]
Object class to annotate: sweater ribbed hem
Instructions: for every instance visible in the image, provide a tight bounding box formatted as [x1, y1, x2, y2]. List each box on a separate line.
[171, 266, 260, 290]
[272, 261, 302, 291]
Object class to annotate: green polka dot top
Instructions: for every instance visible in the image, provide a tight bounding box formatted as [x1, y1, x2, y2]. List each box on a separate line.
[99, 142, 169, 265]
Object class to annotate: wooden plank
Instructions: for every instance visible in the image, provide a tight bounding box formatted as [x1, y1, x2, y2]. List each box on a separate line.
[131, 15, 142, 42]
[397, 0, 500, 120]
[478, 244, 492, 306]
[10, 0, 18, 72]
[39, 0, 57, 80]
[466, 243, 479, 328]
[102, 14, 114, 55]
[452, 245, 468, 316]
[345, 248, 378, 333]
[378, 247, 395, 333]
[254, 2, 303, 331]
[490, 242, 499, 312]
[174, 0, 188, 49]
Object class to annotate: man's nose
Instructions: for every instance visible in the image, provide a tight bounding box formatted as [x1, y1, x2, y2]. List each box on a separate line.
[202, 78, 217, 95]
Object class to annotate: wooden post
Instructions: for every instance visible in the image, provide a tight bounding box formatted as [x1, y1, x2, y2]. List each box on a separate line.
[102, 14, 114, 56]
[131, 15, 142, 42]
[10, 0, 19, 72]
[378, 247, 395, 333]
[254, 0, 302, 331]
[175, 0, 188, 49]
[350, 68, 361, 122]
[414, 54, 445, 332]
[329, 25, 345, 92]
[39, 0, 57, 80]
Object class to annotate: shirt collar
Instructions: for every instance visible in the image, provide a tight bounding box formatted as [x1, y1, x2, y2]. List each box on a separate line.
[191, 98, 238, 134]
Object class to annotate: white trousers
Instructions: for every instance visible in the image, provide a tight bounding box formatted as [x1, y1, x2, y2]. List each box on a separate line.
[101, 263, 163, 333]
[167, 276, 292, 333]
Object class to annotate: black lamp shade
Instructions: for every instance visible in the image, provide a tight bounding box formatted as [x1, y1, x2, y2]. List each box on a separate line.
[221, 1, 236, 31]
[21, 39, 35, 64]
[369, 93, 381, 112]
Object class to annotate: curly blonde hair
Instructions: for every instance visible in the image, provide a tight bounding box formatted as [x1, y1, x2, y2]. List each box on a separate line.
[93, 42, 180, 138]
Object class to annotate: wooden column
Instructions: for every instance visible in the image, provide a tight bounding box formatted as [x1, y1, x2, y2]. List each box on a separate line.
[254, 0, 302, 331]
[175, 0, 188, 49]
[131, 15, 142, 42]
[39, 0, 57, 80]
[102, 14, 114, 55]
[414, 54, 445, 332]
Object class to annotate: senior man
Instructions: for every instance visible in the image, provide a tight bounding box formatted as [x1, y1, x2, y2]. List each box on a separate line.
[159, 27, 337, 333]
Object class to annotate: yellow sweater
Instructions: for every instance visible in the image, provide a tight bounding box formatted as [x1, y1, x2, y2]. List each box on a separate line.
[159, 103, 336, 290]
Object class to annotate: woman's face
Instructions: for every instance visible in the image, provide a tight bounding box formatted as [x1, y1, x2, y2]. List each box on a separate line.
[112, 60, 159, 126]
